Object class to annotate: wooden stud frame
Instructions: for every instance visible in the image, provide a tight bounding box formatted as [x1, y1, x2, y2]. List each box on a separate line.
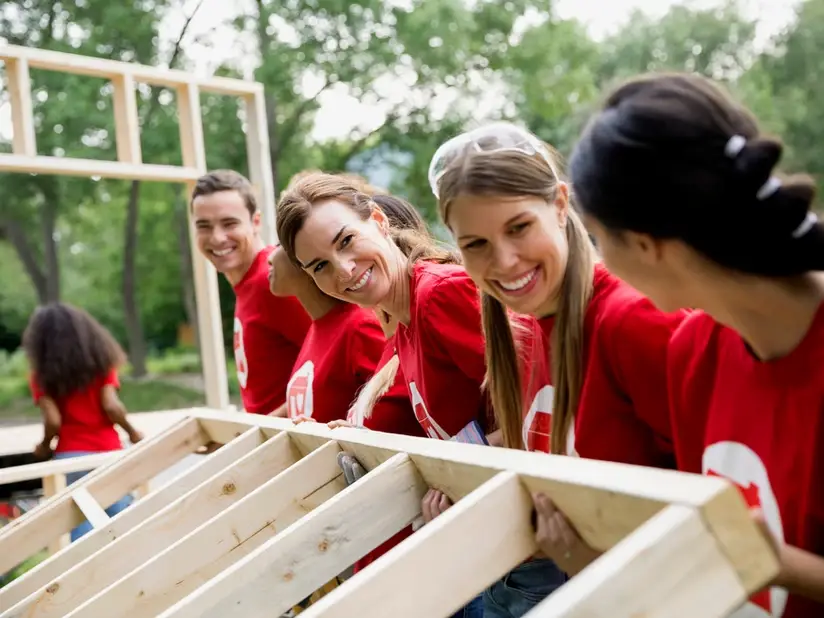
[0, 44, 279, 410]
[0, 409, 778, 618]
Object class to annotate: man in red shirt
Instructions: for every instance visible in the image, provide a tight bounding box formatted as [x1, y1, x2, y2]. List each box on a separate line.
[191, 170, 311, 415]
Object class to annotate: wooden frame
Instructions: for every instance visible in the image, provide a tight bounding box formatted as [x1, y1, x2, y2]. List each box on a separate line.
[0, 409, 778, 617]
[0, 44, 279, 410]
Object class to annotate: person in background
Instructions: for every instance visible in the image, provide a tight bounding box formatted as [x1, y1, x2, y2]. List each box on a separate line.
[191, 170, 311, 415]
[426, 122, 686, 617]
[22, 302, 143, 542]
[569, 71, 824, 617]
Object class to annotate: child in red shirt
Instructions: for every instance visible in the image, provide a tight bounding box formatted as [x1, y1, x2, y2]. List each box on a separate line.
[429, 122, 686, 616]
[191, 170, 311, 414]
[570, 72, 824, 616]
[23, 303, 143, 541]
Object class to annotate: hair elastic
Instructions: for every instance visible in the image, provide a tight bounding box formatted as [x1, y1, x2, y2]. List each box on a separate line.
[792, 212, 819, 239]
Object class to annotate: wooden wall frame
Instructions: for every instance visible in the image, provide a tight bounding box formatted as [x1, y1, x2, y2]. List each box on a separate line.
[0, 44, 279, 410]
[0, 409, 778, 618]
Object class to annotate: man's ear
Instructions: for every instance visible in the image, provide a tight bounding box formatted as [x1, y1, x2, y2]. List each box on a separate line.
[252, 210, 262, 229]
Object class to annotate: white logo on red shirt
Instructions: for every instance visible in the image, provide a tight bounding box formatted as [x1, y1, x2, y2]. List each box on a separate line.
[233, 317, 248, 390]
[286, 361, 315, 419]
[703, 441, 787, 618]
[523, 385, 578, 456]
[409, 381, 451, 440]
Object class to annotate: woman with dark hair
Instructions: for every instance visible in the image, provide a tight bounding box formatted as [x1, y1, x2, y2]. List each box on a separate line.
[569, 71, 824, 616]
[23, 302, 143, 541]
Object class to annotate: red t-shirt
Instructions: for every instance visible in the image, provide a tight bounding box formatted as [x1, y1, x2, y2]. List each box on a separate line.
[522, 264, 685, 467]
[233, 247, 311, 414]
[348, 339, 426, 438]
[30, 370, 123, 453]
[394, 261, 491, 442]
[668, 306, 824, 618]
[285, 303, 387, 423]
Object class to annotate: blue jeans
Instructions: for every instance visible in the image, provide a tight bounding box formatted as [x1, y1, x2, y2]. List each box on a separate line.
[482, 558, 568, 618]
[452, 593, 484, 618]
[53, 451, 134, 542]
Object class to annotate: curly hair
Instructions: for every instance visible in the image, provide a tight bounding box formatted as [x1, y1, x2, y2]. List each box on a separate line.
[22, 303, 127, 400]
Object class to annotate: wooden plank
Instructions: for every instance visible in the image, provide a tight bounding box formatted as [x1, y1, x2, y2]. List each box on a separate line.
[70, 488, 109, 529]
[243, 91, 277, 245]
[177, 81, 229, 411]
[5, 57, 36, 155]
[10, 432, 297, 618]
[111, 73, 142, 164]
[0, 44, 261, 96]
[68, 440, 349, 618]
[0, 427, 264, 609]
[524, 505, 746, 618]
[41, 474, 68, 556]
[0, 410, 187, 458]
[0, 452, 122, 486]
[300, 471, 536, 618]
[0, 154, 199, 182]
[0, 417, 206, 574]
[157, 451, 427, 618]
[188, 408, 780, 595]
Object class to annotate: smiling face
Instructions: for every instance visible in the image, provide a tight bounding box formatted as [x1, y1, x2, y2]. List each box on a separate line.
[192, 189, 261, 281]
[292, 199, 396, 307]
[447, 189, 570, 317]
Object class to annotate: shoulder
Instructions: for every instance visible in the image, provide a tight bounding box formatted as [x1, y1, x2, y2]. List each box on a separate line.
[668, 310, 724, 371]
[412, 261, 478, 313]
[589, 264, 687, 346]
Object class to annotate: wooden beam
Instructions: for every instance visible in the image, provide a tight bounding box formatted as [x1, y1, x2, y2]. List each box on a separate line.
[177, 82, 230, 411]
[0, 453, 121, 487]
[5, 57, 36, 156]
[190, 408, 781, 593]
[70, 488, 109, 530]
[300, 471, 536, 618]
[11, 431, 297, 618]
[0, 427, 264, 609]
[0, 44, 262, 96]
[156, 451, 426, 618]
[68, 440, 349, 618]
[111, 73, 142, 164]
[524, 505, 746, 618]
[0, 154, 199, 182]
[41, 474, 68, 556]
[0, 417, 206, 575]
[243, 91, 277, 245]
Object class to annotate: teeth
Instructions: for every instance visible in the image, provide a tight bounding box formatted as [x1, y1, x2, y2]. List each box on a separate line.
[348, 268, 372, 292]
[212, 248, 234, 257]
[499, 268, 537, 291]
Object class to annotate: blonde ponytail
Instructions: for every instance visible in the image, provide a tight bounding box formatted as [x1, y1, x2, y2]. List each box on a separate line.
[549, 210, 595, 454]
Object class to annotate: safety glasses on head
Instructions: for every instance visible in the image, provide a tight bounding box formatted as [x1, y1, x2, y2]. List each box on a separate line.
[427, 122, 558, 199]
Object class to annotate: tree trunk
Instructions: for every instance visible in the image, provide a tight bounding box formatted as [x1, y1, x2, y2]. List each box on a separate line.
[41, 199, 60, 302]
[122, 180, 148, 377]
[175, 187, 200, 355]
[2, 219, 49, 304]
